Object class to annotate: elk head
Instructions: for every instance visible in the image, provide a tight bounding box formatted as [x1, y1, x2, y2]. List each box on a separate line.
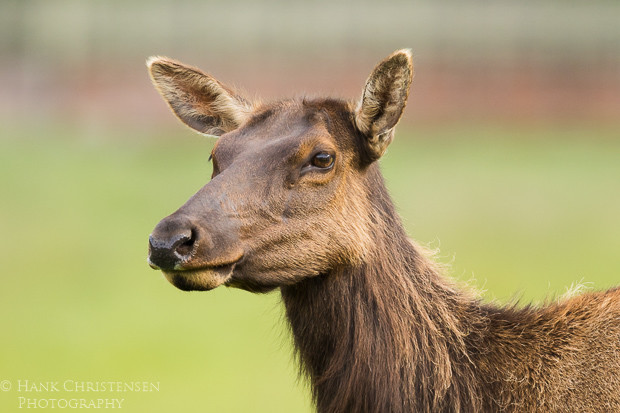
[147, 50, 413, 293]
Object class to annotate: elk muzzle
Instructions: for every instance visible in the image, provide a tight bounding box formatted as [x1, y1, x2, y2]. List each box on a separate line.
[148, 211, 244, 291]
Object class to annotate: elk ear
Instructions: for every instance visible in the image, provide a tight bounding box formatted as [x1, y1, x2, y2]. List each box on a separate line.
[355, 49, 413, 161]
[147, 56, 253, 136]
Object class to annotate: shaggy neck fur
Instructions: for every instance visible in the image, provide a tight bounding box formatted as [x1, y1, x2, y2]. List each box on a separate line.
[281, 166, 487, 413]
[281, 163, 620, 413]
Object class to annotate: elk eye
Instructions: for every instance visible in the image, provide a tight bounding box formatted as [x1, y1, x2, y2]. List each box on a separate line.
[311, 152, 334, 169]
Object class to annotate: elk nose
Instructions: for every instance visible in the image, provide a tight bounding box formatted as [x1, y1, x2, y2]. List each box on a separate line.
[148, 219, 196, 271]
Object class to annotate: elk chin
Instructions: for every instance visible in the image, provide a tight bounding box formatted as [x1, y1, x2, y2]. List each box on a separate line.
[162, 264, 237, 291]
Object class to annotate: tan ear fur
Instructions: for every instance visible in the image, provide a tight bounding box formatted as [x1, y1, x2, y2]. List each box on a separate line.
[355, 49, 414, 161]
[147, 56, 253, 136]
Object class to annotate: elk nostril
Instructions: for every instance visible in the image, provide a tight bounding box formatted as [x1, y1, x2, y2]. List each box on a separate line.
[174, 231, 196, 258]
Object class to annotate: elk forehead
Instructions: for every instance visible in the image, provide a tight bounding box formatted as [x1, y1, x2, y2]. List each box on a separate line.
[212, 99, 357, 169]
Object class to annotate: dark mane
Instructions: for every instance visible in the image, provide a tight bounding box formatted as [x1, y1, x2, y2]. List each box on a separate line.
[282, 164, 620, 412]
[282, 165, 483, 412]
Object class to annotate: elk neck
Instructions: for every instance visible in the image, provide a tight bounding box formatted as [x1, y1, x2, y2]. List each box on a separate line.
[281, 164, 485, 412]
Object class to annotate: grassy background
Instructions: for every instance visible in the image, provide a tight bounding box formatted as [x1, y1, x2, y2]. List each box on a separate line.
[1, 121, 619, 412]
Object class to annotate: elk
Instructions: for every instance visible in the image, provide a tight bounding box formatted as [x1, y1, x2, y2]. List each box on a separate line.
[146, 50, 620, 412]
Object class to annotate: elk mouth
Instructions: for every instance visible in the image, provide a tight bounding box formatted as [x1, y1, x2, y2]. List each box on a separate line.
[161, 259, 241, 291]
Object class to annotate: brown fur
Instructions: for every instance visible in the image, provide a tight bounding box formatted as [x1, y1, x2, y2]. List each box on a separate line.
[147, 50, 620, 412]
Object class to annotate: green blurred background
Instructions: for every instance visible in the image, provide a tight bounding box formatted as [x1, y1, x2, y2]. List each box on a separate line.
[1, 1, 619, 412]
